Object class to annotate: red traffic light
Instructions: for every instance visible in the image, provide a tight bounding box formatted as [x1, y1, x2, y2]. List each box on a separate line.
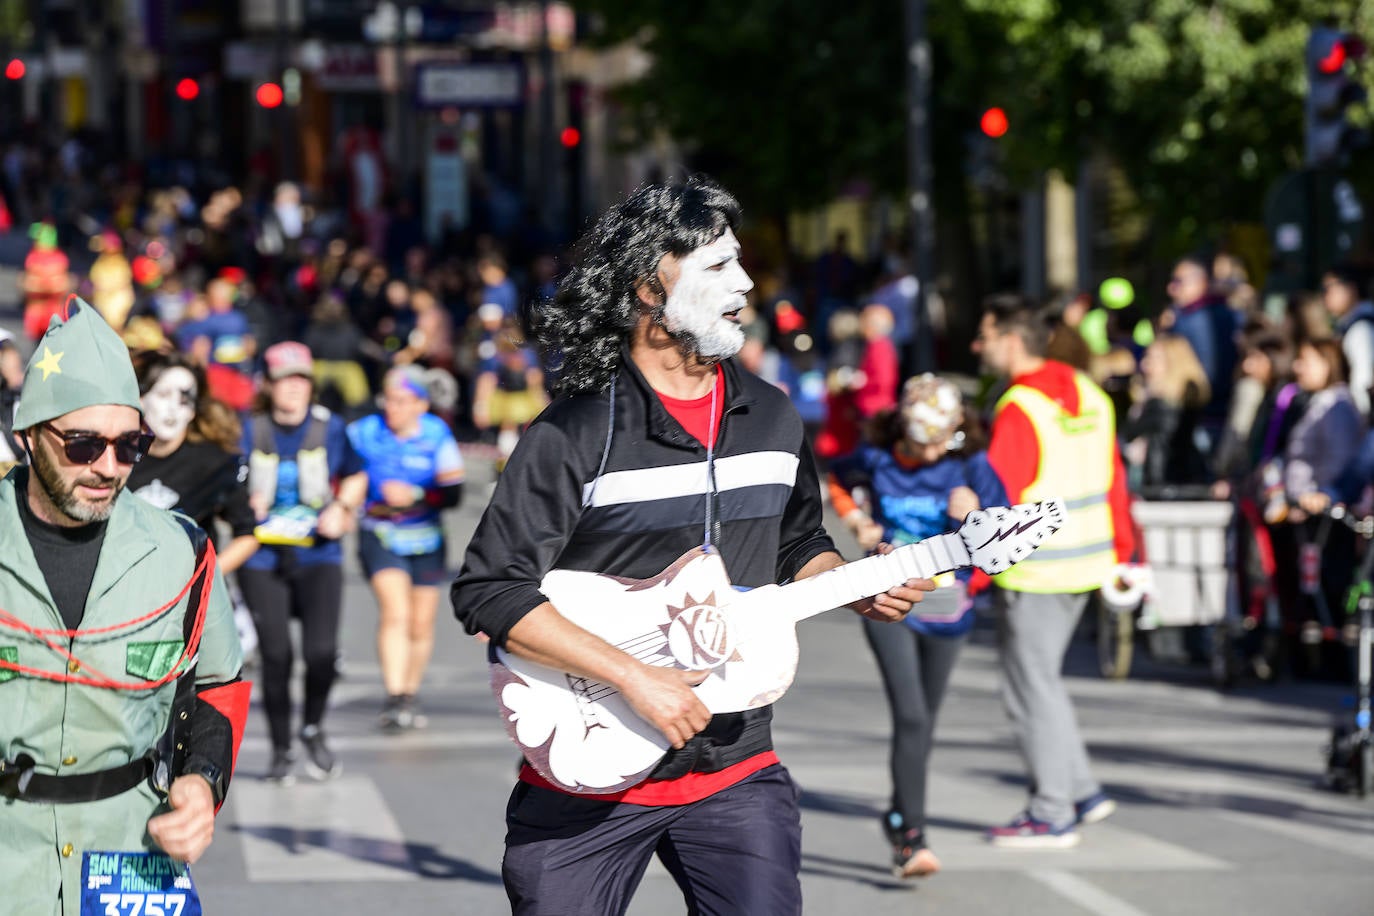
[1319, 42, 1348, 73]
[256, 82, 283, 109]
[980, 107, 1009, 138]
[560, 127, 581, 148]
[175, 78, 200, 101]
[5, 59, 24, 81]
[1317, 33, 1367, 73]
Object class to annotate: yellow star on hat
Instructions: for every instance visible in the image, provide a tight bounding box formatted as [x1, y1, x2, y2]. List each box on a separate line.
[34, 347, 63, 381]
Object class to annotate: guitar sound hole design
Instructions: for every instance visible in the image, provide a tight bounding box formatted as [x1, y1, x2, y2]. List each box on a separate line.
[661, 600, 736, 668]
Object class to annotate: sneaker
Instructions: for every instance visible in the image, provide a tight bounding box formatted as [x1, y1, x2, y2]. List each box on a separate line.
[985, 812, 1080, 849]
[1074, 791, 1117, 826]
[892, 828, 941, 878]
[299, 725, 341, 780]
[264, 748, 295, 786]
[402, 694, 428, 730]
[379, 695, 411, 732]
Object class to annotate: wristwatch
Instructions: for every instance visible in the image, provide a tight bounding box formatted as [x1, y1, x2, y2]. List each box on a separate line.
[184, 759, 226, 805]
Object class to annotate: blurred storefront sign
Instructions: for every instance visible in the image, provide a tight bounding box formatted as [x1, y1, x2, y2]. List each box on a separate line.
[224, 42, 275, 80]
[317, 45, 381, 92]
[483, 3, 576, 51]
[304, 1, 494, 43]
[414, 61, 522, 109]
[242, 0, 304, 31]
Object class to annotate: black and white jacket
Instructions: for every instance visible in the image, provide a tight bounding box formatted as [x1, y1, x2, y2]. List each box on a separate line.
[452, 347, 837, 776]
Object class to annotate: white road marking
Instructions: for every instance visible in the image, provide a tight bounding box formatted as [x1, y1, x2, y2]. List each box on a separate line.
[1027, 869, 1155, 916]
[231, 775, 416, 882]
[1212, 808, 1374, 864]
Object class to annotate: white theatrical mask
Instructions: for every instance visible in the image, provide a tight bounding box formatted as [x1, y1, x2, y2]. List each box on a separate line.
[661, 227, 755, 360]
[142, 366, 197, 443]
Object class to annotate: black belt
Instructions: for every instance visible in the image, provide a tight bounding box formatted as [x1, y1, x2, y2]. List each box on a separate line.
[0, 753, 155, 803]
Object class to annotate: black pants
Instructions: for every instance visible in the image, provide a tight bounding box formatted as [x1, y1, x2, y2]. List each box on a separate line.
[503, 765, 802, 916]
[862, 616, 964, 832]
[238, 559, 343, 750]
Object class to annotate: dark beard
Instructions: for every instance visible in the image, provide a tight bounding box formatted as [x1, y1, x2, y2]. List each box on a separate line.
[31, 439, 123, 523]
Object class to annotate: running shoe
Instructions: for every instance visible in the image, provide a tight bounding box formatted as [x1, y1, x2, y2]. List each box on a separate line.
[985, 812, 1080, 849]
[264, 748, 295, 786]
[300, 725, 341, 780]
[891, 828, 941, 878]
[402, 694, 429, 730]
[1074, 791, 1117, 826]
[379, 695, 411, 732]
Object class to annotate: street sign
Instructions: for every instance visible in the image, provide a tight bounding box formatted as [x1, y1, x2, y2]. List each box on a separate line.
[414, 61, 523, 109]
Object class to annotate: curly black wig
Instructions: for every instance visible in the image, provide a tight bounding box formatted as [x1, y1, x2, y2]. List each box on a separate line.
[534, 174, 742, 395]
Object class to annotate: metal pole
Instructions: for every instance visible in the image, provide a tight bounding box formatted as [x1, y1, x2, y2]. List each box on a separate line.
[276, 0, 291, 180]
[904, 0, 936, 373]
[539, 0, 557, 234]
[1021, 180, 1046, 301]
[1075, 157, 1093, 294]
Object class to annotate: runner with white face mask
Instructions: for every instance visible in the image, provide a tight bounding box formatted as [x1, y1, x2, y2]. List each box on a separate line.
[142, 365, 198, 445]
[128, 353, 263, 648]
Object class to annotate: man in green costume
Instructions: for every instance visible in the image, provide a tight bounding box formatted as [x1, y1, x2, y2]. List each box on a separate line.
[0, 298, 247, 915]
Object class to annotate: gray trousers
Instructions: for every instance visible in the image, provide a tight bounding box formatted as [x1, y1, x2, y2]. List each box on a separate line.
[994, 588, 1101, 825]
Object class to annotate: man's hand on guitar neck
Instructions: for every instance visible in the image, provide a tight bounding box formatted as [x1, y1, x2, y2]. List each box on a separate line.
[796, 547, 937, 623]
[503, 602, 714, 749]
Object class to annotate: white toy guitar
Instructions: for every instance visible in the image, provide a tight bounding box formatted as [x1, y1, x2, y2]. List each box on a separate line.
[491, 499, 1065, 794]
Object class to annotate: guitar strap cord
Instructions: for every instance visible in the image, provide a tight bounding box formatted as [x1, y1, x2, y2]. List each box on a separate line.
[583, 376, 618, 511]
[702, 378, 718, 553]
[583, 373, 721, 555]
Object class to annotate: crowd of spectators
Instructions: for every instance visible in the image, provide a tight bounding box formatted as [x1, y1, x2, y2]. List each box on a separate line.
[2, 137, 1369, 687]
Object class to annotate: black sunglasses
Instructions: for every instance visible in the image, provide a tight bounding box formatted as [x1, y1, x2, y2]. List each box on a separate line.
[41, 422, 154, 465]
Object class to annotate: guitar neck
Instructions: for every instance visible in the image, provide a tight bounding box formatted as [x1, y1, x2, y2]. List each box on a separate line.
[785, 533, 972, 623]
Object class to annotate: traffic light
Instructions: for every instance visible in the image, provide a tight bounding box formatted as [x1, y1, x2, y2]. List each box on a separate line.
[175, 78, 200, 101]
[4, 58, 24, 81]
[980, 107, 1008, 139]
[255, 82, 283, 109]
[1305, 27, 1369, 168]
[563, 81, 587, 235]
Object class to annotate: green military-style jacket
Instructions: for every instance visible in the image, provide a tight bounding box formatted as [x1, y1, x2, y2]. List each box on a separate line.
[0, 467, 243, 916]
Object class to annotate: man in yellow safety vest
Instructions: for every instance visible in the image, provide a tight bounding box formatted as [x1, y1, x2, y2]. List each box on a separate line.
[973, 294, 1136, 849]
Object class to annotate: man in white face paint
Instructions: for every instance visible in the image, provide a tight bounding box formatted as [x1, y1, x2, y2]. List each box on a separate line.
[454, 176, 933, 915]
[653, 226, 754, 361]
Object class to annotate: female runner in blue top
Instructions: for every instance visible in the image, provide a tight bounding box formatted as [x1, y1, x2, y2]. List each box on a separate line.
[828, 373, 1007, 879]
[347, 365, 465, 731]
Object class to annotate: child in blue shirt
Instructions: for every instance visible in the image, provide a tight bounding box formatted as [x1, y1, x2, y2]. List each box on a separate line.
[828, 373, 1007, 879]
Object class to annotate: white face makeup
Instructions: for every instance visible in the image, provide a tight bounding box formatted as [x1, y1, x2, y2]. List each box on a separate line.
[660, 227, 755, 360]
[142, 366, 197, 443]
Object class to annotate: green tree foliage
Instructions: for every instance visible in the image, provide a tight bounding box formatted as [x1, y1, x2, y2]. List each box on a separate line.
[580, 0, 1374, 254]
[963, 0, 1374, 252]
[578, 0, 906, 219]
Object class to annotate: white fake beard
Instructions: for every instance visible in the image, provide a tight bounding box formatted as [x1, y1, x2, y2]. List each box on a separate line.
[142, 367, 197, 443]
[660, 229, 751, 361]
[661, 298, 745, 361]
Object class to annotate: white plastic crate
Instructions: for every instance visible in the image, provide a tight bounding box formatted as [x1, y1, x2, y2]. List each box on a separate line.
[1130, 500, 1233, 627]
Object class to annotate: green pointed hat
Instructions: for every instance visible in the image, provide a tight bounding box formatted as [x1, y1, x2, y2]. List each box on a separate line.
[14, 297, 142, 430]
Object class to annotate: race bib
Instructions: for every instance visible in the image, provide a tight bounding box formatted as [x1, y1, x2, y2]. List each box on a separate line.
[254, 505, 318, 547]
[80, 851, 202, 916]
[375, 521, 443, 557]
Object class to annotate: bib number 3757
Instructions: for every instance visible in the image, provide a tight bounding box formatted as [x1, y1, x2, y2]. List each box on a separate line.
[80, 852, 203, 916]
